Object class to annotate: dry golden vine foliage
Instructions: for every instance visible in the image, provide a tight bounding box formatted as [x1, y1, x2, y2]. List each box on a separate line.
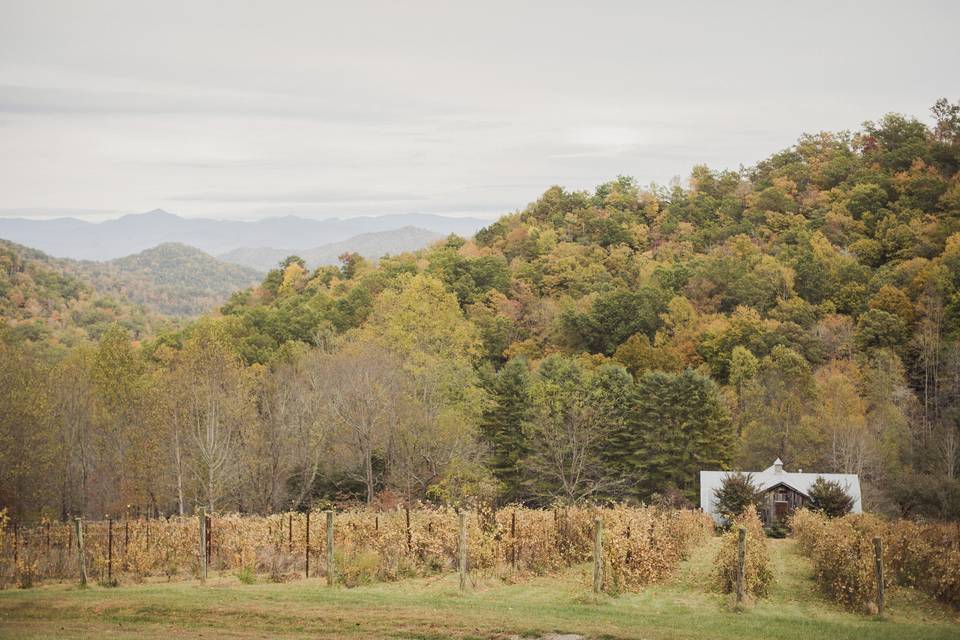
[0, 506, 715, 591]
[711, 509, 773, 598]
[790, 509, 960, 611]
[601, 506, 714, 595]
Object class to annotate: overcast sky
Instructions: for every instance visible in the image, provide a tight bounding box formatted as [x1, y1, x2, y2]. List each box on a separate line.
[1, 1, 958, 221]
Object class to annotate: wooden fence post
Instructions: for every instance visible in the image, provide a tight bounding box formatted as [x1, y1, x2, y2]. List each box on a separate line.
[107, 517, 113, 582]
[874, 536, 884, 619]
[12, 522, 17, 566]
[458, 511, 468, 592]
[510, 510, 517, 570]
[325, 510, 335, 586]
[305, 511, 311, 578]
[288, 513, 293, 551]
[592, 517, 603, 594]
[198, 507, 207, 582]
[75, 517, 87, 587]
[405, 506, 412, 553]
[206, 513, 213, 566]
[736, 526, 746, 606]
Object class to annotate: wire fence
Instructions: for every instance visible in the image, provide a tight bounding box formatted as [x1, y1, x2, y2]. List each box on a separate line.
[0, 505, 713, 591]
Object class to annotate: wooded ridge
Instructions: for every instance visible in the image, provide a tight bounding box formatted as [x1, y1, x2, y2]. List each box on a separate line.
[2, 101, 959, 523]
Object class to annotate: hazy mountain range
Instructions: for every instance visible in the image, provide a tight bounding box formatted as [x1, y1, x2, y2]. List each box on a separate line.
[218, 225, 445, 271]
[0, 210, 490, 316]
[0, 210, 490, 262]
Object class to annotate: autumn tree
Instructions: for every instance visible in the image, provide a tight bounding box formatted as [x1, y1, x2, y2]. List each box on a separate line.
[172, 321, 252, 512]
[523, 357, 630, 502]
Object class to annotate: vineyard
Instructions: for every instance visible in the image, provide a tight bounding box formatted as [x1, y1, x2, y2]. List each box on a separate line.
[0, 506, 713, 593]
[711, 509, 773, 600]
[791, 509, 960, 612]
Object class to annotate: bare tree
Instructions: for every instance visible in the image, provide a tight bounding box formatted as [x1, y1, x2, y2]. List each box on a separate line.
[318, 342, 406, 504]
[173, 328, 251, 512]
[50, 347, 96, 519]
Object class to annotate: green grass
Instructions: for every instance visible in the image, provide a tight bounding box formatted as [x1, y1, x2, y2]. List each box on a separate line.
[0, 538, 956, 639]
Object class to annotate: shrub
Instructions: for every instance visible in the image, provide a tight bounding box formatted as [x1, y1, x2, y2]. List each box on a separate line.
[764, 520, 790, 539]
[713, 472, 762, 522]
[236, 566, 256, 584]
[336, 549, 380, 587]
[791, 509, 960, 611]
[712, 509, 774, 599]
[0, 506, 718, 592]
[600, 507, 713, 595]
[808, 477, 854, 517]
[791, 509, 887, 610]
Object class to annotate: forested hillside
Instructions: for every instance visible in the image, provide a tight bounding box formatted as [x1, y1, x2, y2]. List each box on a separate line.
[0, 239, 164, 351]
[3, 102, 959, 523]
[74, 243, 263, 316]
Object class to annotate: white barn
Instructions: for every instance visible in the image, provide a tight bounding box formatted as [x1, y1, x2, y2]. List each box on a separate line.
[699, 458, 862, 524]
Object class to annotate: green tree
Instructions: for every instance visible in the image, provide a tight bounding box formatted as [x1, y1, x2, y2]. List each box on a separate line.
[808, 477, 855, 517]
[614, 369, 734, 501]
[479, 358, 531, 503]
[523, 356, 630, 502]
[739, 345, 819, 470]
[713, 472, 762, 521]
[855, 308, 907, 351]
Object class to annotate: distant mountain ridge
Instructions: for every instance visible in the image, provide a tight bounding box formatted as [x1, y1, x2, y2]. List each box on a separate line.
[0, 210, 490, 261]
[218, 226, 446, 271]
[73, 243, 263, 316]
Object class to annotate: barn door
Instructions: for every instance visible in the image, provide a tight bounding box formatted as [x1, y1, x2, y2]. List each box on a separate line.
[774, 501, 789, 521]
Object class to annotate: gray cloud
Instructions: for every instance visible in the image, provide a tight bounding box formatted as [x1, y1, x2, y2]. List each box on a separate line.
[170, 189, 427, 205]
[0, 0, 957, 221]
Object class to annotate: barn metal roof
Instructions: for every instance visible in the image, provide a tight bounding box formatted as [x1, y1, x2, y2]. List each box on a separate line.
[699, 460, 862, 522]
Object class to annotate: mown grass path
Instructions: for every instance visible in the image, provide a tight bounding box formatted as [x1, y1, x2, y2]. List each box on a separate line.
[0, 537, 957, 639]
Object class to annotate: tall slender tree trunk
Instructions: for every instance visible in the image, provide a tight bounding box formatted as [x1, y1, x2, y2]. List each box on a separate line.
[365, 446, 375, 504]
[174, 429, 185, 516]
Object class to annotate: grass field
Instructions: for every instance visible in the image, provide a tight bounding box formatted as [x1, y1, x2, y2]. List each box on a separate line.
[0, 538, 957, 639]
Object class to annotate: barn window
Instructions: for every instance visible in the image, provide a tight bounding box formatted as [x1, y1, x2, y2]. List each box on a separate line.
[775, 489, 788, 502]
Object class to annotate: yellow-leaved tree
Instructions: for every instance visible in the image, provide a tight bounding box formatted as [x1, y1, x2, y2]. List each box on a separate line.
[357, 273, 487, 502]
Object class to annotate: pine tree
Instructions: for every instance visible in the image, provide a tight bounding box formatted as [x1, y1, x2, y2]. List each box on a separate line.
[479, 358, 531, 503]
[614, 369, 734, 501]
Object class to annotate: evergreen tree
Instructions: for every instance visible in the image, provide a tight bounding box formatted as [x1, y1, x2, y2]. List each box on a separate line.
[713, 472, 762, 520]
[808, 477, 854, 517]
[614, 369, 734, 501]
[479, 358, 531, 503]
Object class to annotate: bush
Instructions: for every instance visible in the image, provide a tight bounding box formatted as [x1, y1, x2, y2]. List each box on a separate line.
[0, 506, 717, 591]
[236, 566, 256, 584]
[600, 507, 713, 595]
[791, 509, 887, 610]
[791, 509, 960, 611]
[712, 509, 774, 599]
[713, 472, 762, 522]
[808, 477, 854, 517]
[764, 520, 790, 539]
[336, 549, 380, 587]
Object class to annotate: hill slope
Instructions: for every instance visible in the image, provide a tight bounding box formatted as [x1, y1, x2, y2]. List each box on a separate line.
[0, 239, 164, 349]
[74, 243, 263, 316]
[218, 226, 445, 271]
